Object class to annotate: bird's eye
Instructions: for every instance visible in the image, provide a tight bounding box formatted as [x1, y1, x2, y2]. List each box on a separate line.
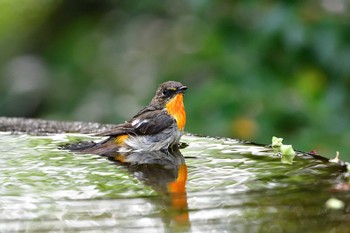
[162, 89, 174, 97]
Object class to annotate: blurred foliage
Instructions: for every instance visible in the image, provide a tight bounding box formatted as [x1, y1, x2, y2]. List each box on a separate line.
[1, 0, 350, 161]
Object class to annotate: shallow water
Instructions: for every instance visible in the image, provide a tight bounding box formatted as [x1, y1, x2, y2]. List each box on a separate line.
[0, 132, 349, 232]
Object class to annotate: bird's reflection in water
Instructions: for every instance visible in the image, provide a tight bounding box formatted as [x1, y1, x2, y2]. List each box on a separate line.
[106, 147, 190, 230]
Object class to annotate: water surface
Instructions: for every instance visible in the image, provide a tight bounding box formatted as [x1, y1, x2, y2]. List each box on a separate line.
[0, 132, 349, 232]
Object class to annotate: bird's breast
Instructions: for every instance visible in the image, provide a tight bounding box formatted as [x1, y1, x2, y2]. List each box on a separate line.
[165, 93, 186, 131]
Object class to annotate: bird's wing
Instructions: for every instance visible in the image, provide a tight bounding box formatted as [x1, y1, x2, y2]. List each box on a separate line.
[96, 109, 174, 137]
[131, 109, 175, 135]
[95, 122, 135, 137]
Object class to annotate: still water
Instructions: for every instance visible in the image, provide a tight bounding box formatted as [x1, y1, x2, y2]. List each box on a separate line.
[0, 132, 349, 232]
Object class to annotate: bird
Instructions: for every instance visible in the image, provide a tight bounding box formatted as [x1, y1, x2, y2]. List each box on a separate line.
[66, 81, 187, 155]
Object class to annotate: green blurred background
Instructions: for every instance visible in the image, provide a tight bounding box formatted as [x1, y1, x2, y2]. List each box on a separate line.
[1, 0, 350, 161]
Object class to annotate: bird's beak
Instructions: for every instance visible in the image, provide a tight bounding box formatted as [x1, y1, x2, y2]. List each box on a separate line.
[177, 86, 188, 93]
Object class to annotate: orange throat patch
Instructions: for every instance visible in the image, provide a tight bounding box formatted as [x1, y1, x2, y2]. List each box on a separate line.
[165, 93, 186, 131]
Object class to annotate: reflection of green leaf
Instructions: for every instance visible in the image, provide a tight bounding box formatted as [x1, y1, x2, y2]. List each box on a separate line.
[325, 198, 345, 210]
[272, 136, 283, 148]
[280, 145, 296, 164]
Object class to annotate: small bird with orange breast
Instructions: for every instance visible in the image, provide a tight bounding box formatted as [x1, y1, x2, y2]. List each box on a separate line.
[67, 81, 187, 155]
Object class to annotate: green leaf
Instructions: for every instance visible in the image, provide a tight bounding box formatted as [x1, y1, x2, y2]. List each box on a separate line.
[272, 136, 283, 148]
[329, 151, 340, 163]
[280, 144, 296, 164]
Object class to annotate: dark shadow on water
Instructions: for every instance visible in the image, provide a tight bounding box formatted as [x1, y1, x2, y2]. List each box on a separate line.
[105, 148, 190, 231]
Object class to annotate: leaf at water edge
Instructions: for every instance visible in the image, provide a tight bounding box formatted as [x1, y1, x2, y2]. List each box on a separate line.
[272, 136, 283, 148]
[280, 144, 296, 165]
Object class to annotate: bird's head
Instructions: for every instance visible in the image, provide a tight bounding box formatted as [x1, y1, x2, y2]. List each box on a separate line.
[150, 81, 187, 108]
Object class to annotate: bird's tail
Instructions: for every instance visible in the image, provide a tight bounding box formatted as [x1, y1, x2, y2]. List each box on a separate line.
[61, 138, 121, 156]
